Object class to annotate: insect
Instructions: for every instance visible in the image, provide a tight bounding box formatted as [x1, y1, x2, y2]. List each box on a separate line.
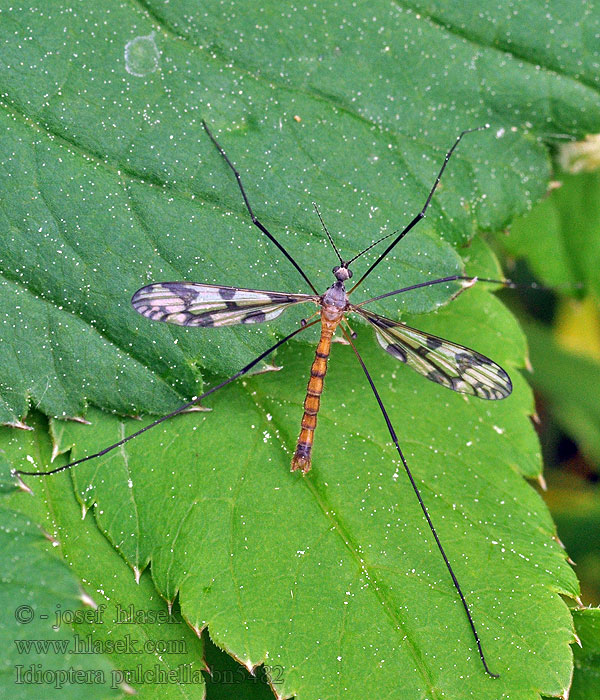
[16, 120, 513, 677]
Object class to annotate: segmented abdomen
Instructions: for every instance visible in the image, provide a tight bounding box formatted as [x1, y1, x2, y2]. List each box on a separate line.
[291, 320, 337, 473]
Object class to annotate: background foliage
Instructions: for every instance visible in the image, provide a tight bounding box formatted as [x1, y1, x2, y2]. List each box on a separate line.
[495, 165, 600, 614]
[0, 2, 599, 699]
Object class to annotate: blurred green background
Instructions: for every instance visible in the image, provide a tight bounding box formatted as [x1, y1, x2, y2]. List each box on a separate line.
[493, 137, 600, 607]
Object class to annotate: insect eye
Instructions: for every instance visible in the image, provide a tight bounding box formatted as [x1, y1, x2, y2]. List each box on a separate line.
[346, 268, 353, 279]
[332, 266, 340, 274]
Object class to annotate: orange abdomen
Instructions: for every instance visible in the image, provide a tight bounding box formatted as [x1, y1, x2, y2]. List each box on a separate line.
[291, 319, 337, 473]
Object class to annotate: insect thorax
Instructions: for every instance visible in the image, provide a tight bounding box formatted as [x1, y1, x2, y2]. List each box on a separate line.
[321, 281, 349, 322]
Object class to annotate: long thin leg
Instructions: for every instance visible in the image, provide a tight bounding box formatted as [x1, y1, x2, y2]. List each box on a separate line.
[341, 326, 499, 678]
[356, 274, 518, 307]
[348, 126, 488, 295]
[202, 120, 318, 294]
[15, 320, 319, 478]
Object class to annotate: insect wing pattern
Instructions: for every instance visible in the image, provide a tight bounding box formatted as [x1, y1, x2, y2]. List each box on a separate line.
[132, 282, 317, 327]
[356, 307, 512, 400]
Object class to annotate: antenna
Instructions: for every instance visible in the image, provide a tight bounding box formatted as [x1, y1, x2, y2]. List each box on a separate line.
[313, 202, 344, 265]
[349, 125, 489, 294]
[345, 229, 399, 266]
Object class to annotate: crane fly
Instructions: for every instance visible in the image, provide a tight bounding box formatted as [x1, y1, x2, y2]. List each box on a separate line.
[130, 268, 510, 473]
[16, 120, 514, 678]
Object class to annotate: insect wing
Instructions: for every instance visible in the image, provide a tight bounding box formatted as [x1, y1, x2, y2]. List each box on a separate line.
[132, 283, 316, 327]
[358, 308, 512, 400]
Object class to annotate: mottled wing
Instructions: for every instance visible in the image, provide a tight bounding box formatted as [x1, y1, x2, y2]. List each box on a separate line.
[132, 283, 317, 327]
[357, 308, 512, 400]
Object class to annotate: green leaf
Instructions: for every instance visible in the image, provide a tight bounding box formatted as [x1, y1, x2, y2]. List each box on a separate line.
[0, 2, 596, 699]
[570, 608, 600, 700]
[7, 277, 575, 699]
[2, 417, 206, 699]
[2, 1, 600, 422]
[0, 470, 118, 698]
[523, 320, 600, 466]
[385, 2, 600, 93]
